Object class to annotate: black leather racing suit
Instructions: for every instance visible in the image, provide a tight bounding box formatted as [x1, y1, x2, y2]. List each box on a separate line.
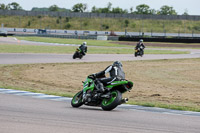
[94, 65, 125, 92]
[136, 42, 145, 50]
[79, 44, 87, 55]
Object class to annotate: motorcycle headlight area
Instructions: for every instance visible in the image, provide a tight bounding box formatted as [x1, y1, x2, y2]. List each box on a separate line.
[84, 82, 89, 88]
[83, 81, 93, 88]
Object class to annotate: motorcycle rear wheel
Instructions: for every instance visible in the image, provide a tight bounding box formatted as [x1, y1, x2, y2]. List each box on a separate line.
[101, 90, 122, 111]
[79, 55, 83, 59]
[71, 91, 84, 108]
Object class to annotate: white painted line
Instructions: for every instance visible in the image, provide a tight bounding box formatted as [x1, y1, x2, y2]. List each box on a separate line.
[52, 97, 72, 101]
[0, 88, 200, 116]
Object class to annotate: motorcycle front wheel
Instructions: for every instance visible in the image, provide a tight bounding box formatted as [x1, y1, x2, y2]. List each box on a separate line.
[73, 52, 77, 59]
[101, 90, 122, 111]
[134, 52, 137, 57]
[140, 50, 144, 57]
[71, 91, 84, 108]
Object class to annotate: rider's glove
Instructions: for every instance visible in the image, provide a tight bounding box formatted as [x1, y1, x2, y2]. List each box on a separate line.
[88, 74, 96, 79]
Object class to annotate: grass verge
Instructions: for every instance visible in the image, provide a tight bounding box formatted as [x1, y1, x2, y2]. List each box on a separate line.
[1, 15, 200, 33]
[0, 36, 190, 54]
[16, 37, 130, 47]
[0, 44, 189, 54]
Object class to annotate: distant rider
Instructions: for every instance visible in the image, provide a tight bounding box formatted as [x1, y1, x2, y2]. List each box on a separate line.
[79, 42, 87, 55]
[88, 61, 125, 93]
[136, 39, 145, 50]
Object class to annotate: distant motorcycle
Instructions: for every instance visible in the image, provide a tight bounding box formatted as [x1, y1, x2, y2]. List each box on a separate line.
[73, 48, 84, 59]
[134, 46, 144, 57]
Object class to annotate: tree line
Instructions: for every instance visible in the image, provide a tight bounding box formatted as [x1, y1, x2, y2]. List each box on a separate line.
[0, 2, 22, 10]
[0, 2, 189, 15]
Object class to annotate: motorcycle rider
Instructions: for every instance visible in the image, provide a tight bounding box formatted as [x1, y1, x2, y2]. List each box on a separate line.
[79, 42, 87, 55]
[135, 39, 145, 50]
[88, 61, 125, 93]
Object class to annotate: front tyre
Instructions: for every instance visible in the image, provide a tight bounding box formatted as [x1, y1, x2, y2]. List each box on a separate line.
[71, 91, 84, 108]
[73, 52, 79, 59]
[140, 50, 144, 57]
[134, 52, 137, 57]
[73, 52, 76, 59]
[101, 90, 122, 111]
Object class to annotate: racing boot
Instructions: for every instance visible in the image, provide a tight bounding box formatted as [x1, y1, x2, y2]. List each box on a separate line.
[96, 81, 105, 93]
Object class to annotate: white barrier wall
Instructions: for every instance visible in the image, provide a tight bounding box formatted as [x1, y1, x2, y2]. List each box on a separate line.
[97, 36, 108, 40]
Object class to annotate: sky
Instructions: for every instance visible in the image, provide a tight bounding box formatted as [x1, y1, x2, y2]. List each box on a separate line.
[1, 0, 200, 15]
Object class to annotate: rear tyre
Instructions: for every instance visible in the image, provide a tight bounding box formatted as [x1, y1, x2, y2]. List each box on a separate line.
[101, 90, 122, 111]
[79, 54, 83, 59]
[71, 91, 84, 108]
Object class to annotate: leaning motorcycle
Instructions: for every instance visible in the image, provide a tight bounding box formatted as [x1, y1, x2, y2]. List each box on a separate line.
[134, 46, 144, 57]
[71, 76, 133, 111]
[73, 48, 84, 59]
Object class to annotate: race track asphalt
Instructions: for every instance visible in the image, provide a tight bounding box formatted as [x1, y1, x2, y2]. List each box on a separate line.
[0, 53, 200, 65]
[1, 93, 200, 133]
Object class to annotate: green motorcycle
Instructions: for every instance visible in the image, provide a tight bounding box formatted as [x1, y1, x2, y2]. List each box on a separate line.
[71, 76, 133, 111]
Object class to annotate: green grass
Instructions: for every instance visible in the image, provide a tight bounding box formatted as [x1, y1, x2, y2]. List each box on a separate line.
[0, 44, 189, 54]
[128, 101, 200, 112]
[0, 44, 76, 54]
[1, 15, 200, 33]
[89, 47, 189, 54]
[0, 37, 190, 54]
[17, 37, 129, 47]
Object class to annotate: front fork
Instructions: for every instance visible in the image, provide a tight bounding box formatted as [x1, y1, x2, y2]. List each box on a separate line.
[82, 91, 92, 103]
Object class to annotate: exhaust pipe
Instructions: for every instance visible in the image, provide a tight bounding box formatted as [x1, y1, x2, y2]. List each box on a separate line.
[121, 98, 128, 104]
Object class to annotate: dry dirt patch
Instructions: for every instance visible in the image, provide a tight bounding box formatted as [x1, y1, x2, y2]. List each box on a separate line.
[0, 59, 200, 110]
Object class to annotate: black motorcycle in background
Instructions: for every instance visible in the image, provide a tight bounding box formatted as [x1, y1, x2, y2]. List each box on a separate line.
[73, 48, 84, 59]
[134, 46, 144, 57]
